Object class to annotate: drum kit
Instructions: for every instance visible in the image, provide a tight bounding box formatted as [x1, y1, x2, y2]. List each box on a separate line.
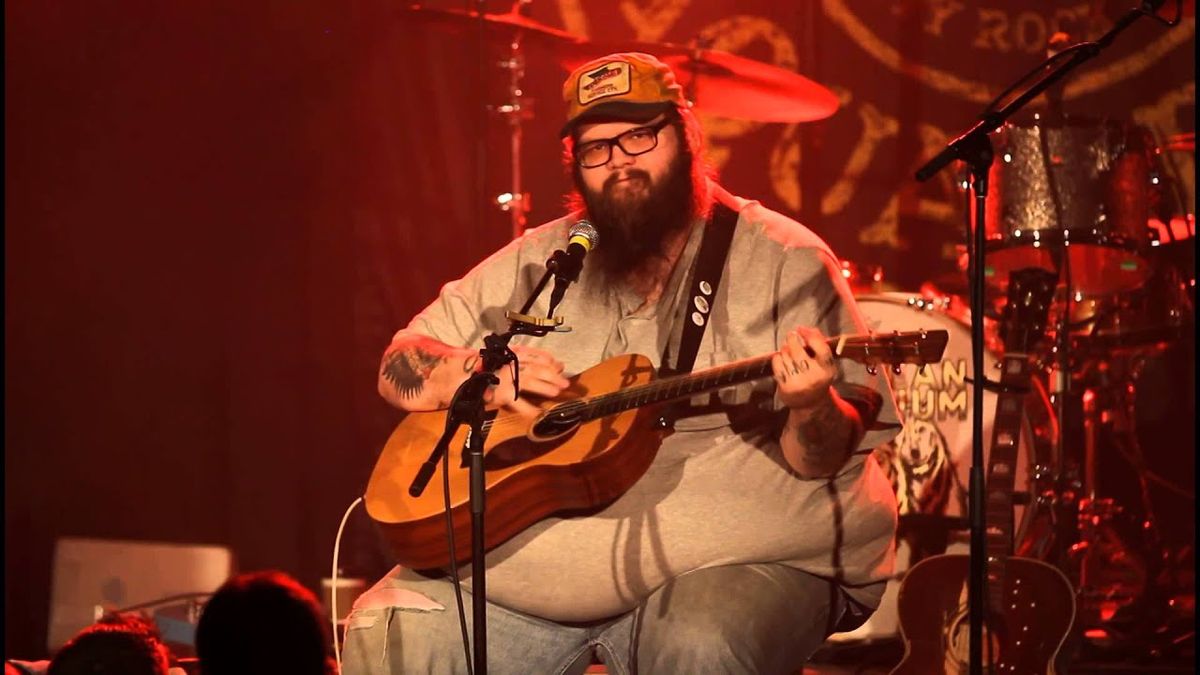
[839, 116, 1195, 657]
[403, 1, 1195, 660]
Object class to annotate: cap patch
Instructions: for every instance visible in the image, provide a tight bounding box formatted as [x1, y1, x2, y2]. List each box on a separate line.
[578, 61, 632, 106]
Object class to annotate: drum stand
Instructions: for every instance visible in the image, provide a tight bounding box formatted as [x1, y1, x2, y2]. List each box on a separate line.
[1066, 357, 1178, 651]
[491, 15, 533, 240]
[489, 1, 537, 239]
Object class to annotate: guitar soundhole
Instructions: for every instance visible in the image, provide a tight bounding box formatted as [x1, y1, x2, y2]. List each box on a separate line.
[946, 607, 1003, 670]
[531, 406, 584, 440]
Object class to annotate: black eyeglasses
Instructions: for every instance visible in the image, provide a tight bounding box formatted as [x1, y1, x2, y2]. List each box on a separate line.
[574, 118, 672, 169]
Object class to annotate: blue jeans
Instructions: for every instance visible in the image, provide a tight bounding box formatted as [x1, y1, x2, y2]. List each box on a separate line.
[340, 563, 847, 675]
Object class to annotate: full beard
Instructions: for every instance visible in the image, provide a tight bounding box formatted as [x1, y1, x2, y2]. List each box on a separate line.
[576, 152, 697, 285]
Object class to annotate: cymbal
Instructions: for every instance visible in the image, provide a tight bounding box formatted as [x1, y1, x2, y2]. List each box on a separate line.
[663, 50, 839, 123]
[562, 44, 838, 123]
[404, 5, 583, 44]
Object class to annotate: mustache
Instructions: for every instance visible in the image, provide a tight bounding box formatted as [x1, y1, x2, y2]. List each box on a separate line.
[603, 169, 651, 191]
[580, 151, 696, 284]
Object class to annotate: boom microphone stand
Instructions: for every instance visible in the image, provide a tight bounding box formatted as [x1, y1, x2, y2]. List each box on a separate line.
[914, 2, 1182, 672]
[405, 224, 592, 675]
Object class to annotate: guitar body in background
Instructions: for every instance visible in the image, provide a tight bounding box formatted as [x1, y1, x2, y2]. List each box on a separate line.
[892, 553, 1076, 674]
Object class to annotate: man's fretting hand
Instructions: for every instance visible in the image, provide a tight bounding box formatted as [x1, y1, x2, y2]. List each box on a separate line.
[771, 326, 837, 411]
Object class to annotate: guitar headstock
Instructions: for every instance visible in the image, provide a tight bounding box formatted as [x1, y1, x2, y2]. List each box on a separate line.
[833, 330, 950, 373]
[1001, 268, 1059, 353]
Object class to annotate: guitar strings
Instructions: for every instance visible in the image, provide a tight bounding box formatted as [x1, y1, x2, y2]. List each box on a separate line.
[481, 334, 925, 432]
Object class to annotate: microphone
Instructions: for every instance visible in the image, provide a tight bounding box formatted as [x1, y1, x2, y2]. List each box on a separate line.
[546, 220, 598, 316]
[547, 220, 599, 284]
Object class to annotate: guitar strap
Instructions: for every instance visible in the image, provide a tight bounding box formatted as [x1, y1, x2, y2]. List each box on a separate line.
[662, 200, 740, 377]
[654, 200, 738, 430]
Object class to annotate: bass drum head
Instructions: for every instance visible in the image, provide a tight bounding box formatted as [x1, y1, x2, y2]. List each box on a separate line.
[827, 293, 1052, 644]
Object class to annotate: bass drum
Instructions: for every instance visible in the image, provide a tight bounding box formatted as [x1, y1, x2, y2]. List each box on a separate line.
[827, 292, 1056, 644]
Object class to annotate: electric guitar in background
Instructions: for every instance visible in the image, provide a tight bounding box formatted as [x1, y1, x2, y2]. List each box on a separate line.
[365, 330, 949, 570]
[891, 268, 1075, 674]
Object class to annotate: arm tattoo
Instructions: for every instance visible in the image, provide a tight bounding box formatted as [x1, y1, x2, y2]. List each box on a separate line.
[381, 347, 446, 399]
[791, 400, 854, 472]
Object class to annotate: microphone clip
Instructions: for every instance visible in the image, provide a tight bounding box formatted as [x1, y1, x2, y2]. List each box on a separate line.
[503, 310, 571, 333]
[546, 247, 583, 284]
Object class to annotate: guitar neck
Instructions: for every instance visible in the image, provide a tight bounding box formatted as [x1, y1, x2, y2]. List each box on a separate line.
[574, 353, 775, 422]
[571, 332, 904, 421]
[985, 352, 1030, 612]
[530, 329, 944, 425]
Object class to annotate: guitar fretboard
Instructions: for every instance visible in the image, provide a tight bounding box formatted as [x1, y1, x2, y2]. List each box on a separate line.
[985, 352, 1029, 615]
[551, 332, 937, 422]
[575, 353, 776, 421]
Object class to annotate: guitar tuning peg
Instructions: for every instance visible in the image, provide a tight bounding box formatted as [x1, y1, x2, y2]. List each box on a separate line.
[892, 364, 902, 375]
[919, 329, 927, 339]
[866, 365, 878, 376]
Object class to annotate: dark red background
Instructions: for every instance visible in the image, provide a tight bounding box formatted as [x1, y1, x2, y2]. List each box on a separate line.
[6, 0, 1194, 659]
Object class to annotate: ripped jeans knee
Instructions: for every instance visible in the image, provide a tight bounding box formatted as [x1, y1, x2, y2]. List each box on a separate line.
[339, 570, 458, 675]
[338, 567, 601, 675]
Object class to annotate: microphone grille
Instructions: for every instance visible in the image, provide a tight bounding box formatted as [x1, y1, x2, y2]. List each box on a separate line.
[569, 220, 599, 250]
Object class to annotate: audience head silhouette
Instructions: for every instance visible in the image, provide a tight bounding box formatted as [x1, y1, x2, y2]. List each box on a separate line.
[48, 612, 171, 675]
[195, 570, 333, 675]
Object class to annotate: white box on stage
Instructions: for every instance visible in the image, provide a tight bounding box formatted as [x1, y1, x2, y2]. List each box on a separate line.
[47, 537, 233, 653]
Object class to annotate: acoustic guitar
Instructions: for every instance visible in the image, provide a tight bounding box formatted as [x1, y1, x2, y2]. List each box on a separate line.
[366, 330, 948, 569]
[891, 268, 1075, 674]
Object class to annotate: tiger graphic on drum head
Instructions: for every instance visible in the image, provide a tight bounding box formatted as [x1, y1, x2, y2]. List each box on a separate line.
[874, 418, 958, 517]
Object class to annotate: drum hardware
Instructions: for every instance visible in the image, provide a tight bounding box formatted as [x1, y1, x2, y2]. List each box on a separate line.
[1060, 266, 1192, 363]
[1090, 382, 1165, 546]
[411, 2, 552, 240]
[905, 293, 951, 312]
[1069, 496, 1153, 631]
[1043, 340, 1189, 654]
[404, 2, 574, 241]
[1148, 214, 1196, 244]
[1033, 463, 1056, 484]
[1154, 130, 1195, 217]
[839, 259, 888, 295]
[492, 32, 533, 240]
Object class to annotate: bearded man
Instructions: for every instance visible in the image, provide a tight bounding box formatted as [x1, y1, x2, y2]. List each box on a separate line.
[342, 52, 901, 675]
